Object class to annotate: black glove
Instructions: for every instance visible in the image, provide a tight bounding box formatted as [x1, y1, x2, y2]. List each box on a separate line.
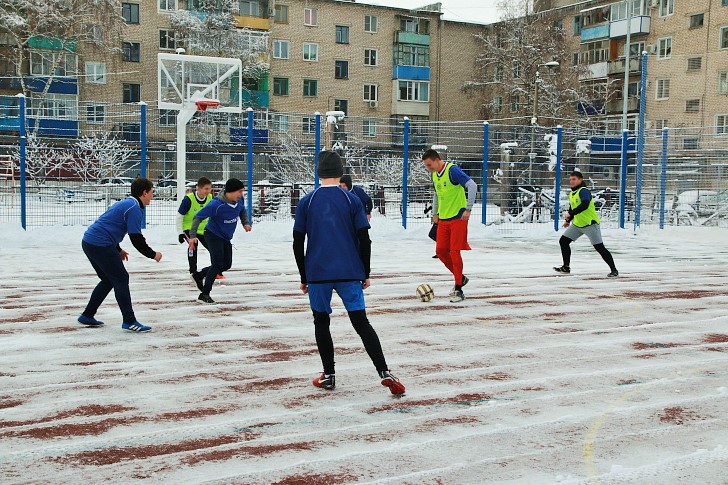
[178, 233, 187, 244]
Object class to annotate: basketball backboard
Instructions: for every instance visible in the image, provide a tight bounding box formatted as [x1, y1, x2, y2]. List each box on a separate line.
[158, 52, 243, 113]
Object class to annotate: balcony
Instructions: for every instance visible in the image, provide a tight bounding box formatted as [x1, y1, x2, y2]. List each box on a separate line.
[28, 36, 76, 52]
[28, 77, 78, 95]
[233, 15, 270, 30]
[580, 24, 610, 42]
[578, 61, 608, 81]
[396, 31, 430, 46]
[608, 58, 641, 76]
[230, 127, 269, 145]
[610, 16, 650, 38]
[27, 118, 79, 137]
[392, 66, 430, 81]
[606, 97, 639, 113]
[0, 77, 22, 90]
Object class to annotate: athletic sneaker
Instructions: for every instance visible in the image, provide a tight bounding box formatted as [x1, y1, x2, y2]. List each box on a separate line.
[191, 272, 204, 292]
[379, 370, 406, 396]
[608, 270, 619, 277]
[77, 315, 104, 326]
[450, 275, 469, 296]
[313, 373, 335, 390]
[121, 322, 151, 332]
[450, 289, 465, 303]
[198, 293, 215, 304]
[553, 265, 571, 274]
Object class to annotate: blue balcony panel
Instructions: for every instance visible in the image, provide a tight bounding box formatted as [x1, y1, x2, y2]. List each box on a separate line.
[230, 127, 269, 145]
[581, 24, 610, 42]
[27, 118, 79, 137]
[590, 136, 636, 154]
[392, 65, 430, 81]
[27, 77, 78, 95]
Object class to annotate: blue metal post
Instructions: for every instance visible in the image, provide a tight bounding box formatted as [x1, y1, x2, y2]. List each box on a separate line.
[553, 125, 563, 232]
[18, 94, 26, 230]
[314, 112, 321, 189]
[633, 51, 648, 231]
[619, 129, 629, 229]
[402, 117, 410, 229]
[247, 107, 254, 223]
[482, 121, 489, 226]
[659, 127, 669, 229]
[139, 102, 147, 228]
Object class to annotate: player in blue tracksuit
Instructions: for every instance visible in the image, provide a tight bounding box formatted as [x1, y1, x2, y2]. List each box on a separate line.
[293, 151, 405, 395]
[78, 177, 162, 333]
[188, 178, 251, 303]
[340, 174, 373, 221]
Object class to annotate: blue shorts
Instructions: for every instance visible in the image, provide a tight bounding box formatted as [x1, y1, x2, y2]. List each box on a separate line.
[308, 281, 366, 314]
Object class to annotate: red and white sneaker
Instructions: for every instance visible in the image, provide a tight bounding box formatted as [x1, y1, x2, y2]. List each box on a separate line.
[380, 370, 405, 396]
[215, 274, 225, 280]
[313, 373, 335, 390]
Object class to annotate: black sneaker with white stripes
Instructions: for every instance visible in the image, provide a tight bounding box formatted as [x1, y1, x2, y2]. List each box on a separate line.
[121, 322, 152, 332]
[553, 265, 571, 274]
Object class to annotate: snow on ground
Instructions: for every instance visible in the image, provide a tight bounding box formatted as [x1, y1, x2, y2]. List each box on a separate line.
[1, 220, 727, 484]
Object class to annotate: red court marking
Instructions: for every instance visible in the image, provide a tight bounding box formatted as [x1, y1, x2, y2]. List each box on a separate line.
[183, 441, 318, 465]
[548, 328, 581, 334]
[0, 404, 134, 429]
[254, 349, 318, 362]
[632, 342, 685, 350]
[659, 406, 701, 425]
[633, 354, 657, 359]
[489, 300, 551, 306]
[484, 372, 513, 381]
[366, 392, 493, 414]
[272, 472, 359, 485]
[0, 399, 24, 409]
[230, 377, 296, 393]
[703, 334, 728, 344]
[625, 290, 727, 300]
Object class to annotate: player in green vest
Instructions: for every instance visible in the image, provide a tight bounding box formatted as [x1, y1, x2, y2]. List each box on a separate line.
[554, 171, 618, 277]
[178, 177, 213, 276]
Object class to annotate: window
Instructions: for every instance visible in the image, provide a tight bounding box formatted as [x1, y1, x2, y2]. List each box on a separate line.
[122, 3, 139, 24]
[510, 94, 519, 113]
[582, 40, 609, 64]
[659, 0, 674, 17]
[717, 115, 728, 135]
[336, 25, 350, 44]
[720, 72, 728, 94]
[629, 41, 645, 57]
[238, 1, 260, 16]
[721, 27, 728, 49]
[493, 96, 503, 114]
[302, 116, 316, 133]
[554, 19, 563, 31]
[655, 120, 669, 130]
[683, 138, 699, 150]
[512, 61, 521, 79]
[85, 62, 106, 84]
[690, 13, 704, 29]
[573, 15, 582, 35]
[656, 79, 670, 100]
[159, 30, 176, 50]
[362, 118, 376, 137]
[686, 99, 700, 112]
[398, 80, 429, 102]
[334, 99, 348, 115]
[273, 40, 289, 59]
[335, 60, 349, 79]
[87, 24, 103, 43]
[363, 84, 378, 101]
[364, 49, 377, 66]
[273, 77, 289, 96]
[271, 113, 289, 132]
[400, 17, 429, 34]
[29, 94, 78, 120]
[30, 51, 77, 76]
[658, 37, 672, 59]
[274, 5, 288, 23]
[303, 43, 318, 62]
[159, 109, 176, 126]
[304, 8, 318, 26]
[494, 65, 503, 82]
[572, 53, 579, 66]
[303, 79, 318, 97]
[627, 81, 639, 98]
[122, 42, 140, 62]
[395, 44, 430, 67]
[86, 104, 105, 124]
[365, 15, 378, 33]
[687, 57, 702, 71]
[159, 0, 176, 11]
[122, 83, 141, 103]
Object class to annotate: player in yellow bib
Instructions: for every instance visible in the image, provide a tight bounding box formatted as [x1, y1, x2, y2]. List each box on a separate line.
[555, 171, 618, 277]
[177, 177, 213, 276]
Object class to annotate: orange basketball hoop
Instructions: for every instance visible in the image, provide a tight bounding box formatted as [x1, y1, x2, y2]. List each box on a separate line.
[195, 99, 220, 111]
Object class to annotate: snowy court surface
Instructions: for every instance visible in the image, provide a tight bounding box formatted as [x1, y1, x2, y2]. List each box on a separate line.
[1, 221, 727, 484]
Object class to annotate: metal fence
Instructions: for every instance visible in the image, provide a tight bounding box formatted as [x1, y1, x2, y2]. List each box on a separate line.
[1, 94, 727, 230]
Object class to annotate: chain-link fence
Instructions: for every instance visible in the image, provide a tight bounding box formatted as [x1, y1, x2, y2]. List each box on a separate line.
[1, 94, 727, 230]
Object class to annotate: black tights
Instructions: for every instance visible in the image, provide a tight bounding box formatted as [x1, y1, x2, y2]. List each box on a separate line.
[559, 236, 617, 271]
[313, 310, 388, 375]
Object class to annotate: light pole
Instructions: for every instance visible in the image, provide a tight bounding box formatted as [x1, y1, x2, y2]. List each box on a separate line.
[529, 60, 560, 183]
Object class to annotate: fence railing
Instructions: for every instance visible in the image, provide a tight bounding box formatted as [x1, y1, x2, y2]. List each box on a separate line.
[1, 95, 727, 230]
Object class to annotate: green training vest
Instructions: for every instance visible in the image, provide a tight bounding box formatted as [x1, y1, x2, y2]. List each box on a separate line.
[182, 192, 212, 234]
[432, 163, 467, 220]
[569, 187, 600, 227]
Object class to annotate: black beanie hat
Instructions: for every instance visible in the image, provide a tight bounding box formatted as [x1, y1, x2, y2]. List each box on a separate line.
[224, 178, 244, 193]
[340, 174, 353, 191]
[318, 151, 344, 179]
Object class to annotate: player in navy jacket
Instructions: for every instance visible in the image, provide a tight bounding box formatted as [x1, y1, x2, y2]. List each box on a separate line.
[78, 177, 162, 333]
[340, 174, 373, 221]
[188, 178, 251, 303]
[293, 151, 405, 395]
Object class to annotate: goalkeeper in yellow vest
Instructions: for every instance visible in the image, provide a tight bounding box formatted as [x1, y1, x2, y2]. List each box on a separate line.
[178, 177, 213, 275]
[423, 149, 478, 303]
[555, 171, 618, 277]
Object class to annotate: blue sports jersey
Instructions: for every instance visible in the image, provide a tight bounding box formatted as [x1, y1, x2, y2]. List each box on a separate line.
[195, 197, 247, 241]
[351, 185, 372, 213]
[293, 185, 370, 283]
[83, 197, 144, 247]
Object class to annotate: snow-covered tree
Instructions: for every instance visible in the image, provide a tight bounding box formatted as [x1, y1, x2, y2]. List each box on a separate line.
[269, 133, 315, 185]
[12, 135, 71, 186]
[465, 0, 617, 128]
[70, 133, 137, 183]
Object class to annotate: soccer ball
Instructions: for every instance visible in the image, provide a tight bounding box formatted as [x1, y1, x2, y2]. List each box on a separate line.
[416, 283, 435, 302]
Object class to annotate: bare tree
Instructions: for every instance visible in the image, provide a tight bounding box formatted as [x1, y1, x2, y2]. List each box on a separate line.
[269, 133, 315, 185]
[70, 133, 137, 183]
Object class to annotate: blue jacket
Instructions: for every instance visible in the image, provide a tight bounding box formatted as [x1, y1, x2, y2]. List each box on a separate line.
[192, 193, 249, 241]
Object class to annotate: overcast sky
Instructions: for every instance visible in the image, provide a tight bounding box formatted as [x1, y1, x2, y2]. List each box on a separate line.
[361, 0, 502, 25]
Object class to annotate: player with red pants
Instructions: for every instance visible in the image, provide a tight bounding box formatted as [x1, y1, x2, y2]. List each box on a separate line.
[422, 149, 477, 303]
